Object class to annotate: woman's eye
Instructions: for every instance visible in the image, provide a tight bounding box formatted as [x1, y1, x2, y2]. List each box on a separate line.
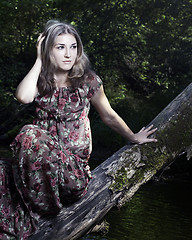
[71, 45, 77, 49]
[57, 45, 65, 50]
[57, 46, 64, 50]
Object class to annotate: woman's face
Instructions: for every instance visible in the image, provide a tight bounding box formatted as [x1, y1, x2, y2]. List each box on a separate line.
[51, 33, 78, 72]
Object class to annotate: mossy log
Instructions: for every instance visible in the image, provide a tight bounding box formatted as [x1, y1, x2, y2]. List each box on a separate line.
[28, 83, 192, 240]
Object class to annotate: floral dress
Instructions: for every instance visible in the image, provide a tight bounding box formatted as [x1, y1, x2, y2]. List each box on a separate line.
[0, 75, 102, 239]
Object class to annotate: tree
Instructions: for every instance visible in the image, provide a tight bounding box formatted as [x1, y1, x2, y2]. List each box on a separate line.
[55, 0, 192, 94]
[0, 0, 192, 147]
[29, 82, 192, 240]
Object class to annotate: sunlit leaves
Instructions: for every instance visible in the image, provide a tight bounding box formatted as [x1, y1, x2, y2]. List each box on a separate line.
[0, 0, 60, 56]
[0, 0, 191, 95]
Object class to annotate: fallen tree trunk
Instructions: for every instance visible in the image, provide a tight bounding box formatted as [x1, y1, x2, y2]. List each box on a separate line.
[29, 83, 192, 240]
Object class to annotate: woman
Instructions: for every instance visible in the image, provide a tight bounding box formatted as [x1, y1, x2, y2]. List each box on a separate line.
[0, 20, 157, 239]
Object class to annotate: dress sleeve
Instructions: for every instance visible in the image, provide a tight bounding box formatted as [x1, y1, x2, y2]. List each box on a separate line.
[87, 75, 103, 101]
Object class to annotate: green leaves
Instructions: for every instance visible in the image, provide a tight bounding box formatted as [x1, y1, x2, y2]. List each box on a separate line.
[0, 0, 192, 144]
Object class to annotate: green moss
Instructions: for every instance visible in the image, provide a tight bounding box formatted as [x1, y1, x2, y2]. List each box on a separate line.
[109, 101, 192, 194]
[155, 104, 192, 156]
[110, 167, 132, 192]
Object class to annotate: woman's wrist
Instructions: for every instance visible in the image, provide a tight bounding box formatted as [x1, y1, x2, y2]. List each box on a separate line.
[127, 133, 139, 144]
[35, 57, 42, 66]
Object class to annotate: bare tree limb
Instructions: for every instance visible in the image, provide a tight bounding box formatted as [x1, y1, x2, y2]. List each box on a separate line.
[27, 82, 192, 239]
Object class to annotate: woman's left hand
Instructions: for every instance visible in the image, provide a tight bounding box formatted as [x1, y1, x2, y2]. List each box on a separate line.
[133, 125, 157, 144]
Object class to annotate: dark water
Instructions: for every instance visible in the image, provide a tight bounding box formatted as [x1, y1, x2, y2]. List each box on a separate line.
[1, 146, 192, 240]
[82, 180, 192, 240]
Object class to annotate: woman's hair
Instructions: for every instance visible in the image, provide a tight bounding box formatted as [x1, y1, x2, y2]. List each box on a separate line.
[37, 20, 94, 96]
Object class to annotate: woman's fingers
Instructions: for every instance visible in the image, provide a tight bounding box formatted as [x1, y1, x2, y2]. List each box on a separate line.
[36, 34, 45, 47]
[140, 125, 157, 134]
[36, 34, 45, 59]
[146, 128, 158, 136]
[136, 124, 158, 144]
[139, 127, 146, 132]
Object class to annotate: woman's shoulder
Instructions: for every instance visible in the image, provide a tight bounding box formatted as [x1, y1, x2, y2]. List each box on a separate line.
[79, 72, 102, 100]
[83, 72, 103, 89]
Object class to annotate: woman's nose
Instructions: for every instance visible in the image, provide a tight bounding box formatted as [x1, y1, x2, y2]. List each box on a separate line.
[65, 48, 71, 58]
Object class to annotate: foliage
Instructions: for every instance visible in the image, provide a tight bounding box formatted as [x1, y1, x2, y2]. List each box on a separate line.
[0, 0, 60, 56]
[1, 0, 191, 92]
[0, 0, 192, 150]
[55, 0, 192, 93]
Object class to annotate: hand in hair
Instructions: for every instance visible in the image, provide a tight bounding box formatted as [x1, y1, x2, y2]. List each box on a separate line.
[36, 34, 45, 61]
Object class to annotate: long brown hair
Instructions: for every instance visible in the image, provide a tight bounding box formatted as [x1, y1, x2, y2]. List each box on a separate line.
[38, 20, 94, 96]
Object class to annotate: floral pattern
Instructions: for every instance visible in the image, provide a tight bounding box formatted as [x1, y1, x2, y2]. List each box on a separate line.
[0, 75, 102, 239]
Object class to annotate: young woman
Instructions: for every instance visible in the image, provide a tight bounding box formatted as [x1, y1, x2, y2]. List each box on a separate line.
[0, 20, 157, 239]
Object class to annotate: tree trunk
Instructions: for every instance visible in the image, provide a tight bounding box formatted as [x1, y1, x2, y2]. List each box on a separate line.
[29, 83, 192, 240]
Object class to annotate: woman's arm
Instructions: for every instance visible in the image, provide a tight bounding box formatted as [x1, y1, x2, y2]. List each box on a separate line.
[91, 85, 157, 144]
[15, 35, 44, 104]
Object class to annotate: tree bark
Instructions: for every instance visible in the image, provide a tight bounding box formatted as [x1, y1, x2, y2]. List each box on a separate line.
[29, 83, 192, 240]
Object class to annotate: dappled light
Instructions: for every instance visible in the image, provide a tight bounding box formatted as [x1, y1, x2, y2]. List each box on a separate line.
[0, 1, 192, 240]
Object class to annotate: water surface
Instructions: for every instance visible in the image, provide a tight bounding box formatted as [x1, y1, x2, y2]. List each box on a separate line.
[82, 180, 192, 240]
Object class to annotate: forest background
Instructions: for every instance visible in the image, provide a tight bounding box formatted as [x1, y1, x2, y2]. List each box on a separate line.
[0, 0, 192, 162]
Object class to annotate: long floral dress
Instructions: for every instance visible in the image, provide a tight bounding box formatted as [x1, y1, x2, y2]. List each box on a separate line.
[0, 75, 102, 239]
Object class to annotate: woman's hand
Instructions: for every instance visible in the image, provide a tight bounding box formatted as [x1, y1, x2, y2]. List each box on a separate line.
[133, 125, 157, 144]
[36, 34, 45, 60]
[15, 34, 44, 104]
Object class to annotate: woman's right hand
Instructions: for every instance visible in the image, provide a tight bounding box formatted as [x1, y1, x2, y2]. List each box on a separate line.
[15, 34, 44, 104]
[36, 34, 45, 60]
